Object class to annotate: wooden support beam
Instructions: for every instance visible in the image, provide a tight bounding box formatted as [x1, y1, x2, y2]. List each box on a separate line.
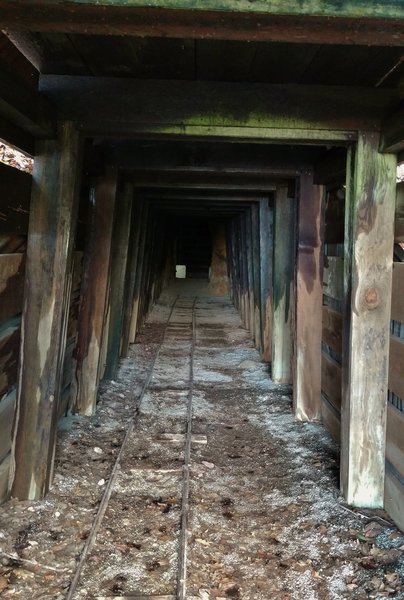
[272, 186, 295, 384]
[121, 200, 143, 357]
[251, 203, 262, 351]
[259, 198, 273, 362]
[129, 205, 149, 343]
[40, 76, 396, 141]
[341, 134, 396, 508]
[2, 2, 404, 45]
[10, 122, 81, 500]
[293, 174, 324, 420]
[73, 168, 117, 416]
[104, 183, 133, 379]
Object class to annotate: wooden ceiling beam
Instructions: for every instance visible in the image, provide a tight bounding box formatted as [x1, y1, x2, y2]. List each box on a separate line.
[1, 2, 404, 46]
[40, 75, 398, 142]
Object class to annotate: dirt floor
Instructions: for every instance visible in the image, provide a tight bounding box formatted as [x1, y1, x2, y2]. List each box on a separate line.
[1, 283, 404, 599]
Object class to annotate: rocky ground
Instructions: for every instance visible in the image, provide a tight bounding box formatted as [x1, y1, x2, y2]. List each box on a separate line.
[0, 288, 404, 599]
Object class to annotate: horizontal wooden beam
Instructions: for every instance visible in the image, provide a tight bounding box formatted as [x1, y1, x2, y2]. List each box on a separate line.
[1, 3, 404, 45]
[40, 76, 398, 141]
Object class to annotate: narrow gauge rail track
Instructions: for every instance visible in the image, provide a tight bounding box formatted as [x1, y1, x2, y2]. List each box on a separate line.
[66, 295, 198, 600]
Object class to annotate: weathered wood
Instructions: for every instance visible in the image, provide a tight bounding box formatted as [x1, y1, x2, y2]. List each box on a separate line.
[323, 257, 344, 301]
[250, 203, 261, 351]
[105, 183, 133, 379]
[40, 76, 396, 141]
[321, 352, 342, 411]
[385, 470, 404, 533]
[10, 122, 81, 500]
[386, 403, 404, 478]
[272, 186, 295, 383]
[0, 387, 15, 463]
[293, 174, 324, 420]
[0, 253, 25, 322]
[121, 200, 143, 356]
[341, 134, 396, 508]
[322, 305, 343, 355]
[0, 318, 20, 399]
[129, 204, 149, 342]
[391, 262, 404, 323]
[389, 336, 404, 400]
[259, 198, 273, 362]
[321, 393, 341, 443]
[73, 169, 117, 415]
[2, 3, 404, 45]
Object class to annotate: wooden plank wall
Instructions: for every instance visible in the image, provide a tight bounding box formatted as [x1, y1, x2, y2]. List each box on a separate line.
[321, 187, 344, 443]
[0, 162, 31, 502]
[385, 180, 404, 531]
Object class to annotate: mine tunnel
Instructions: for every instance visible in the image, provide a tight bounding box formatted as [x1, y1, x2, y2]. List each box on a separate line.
[1, 4, 404, 598]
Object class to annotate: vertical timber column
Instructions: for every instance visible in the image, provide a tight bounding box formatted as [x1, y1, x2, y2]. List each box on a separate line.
[341, 133, 396, 508]
[10, 122, 81, 500]
[272, 185, 295, 383]
[293, 173, 324, 420]
[251, 203, 262, 351]
[105, 182, 133, 379]
[121, 199, 143, 357]
[129, 204, 149, 343]
[259, 198, 273, 362]
[74, 168, 117, 415]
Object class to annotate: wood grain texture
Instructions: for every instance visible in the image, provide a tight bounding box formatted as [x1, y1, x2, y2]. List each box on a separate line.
[322, 305, 342, 355]
[321, 352, 342, 411]
[272, 186, 295, 383]
[259, 199, 273, 362]
[293, 173, 324, 421]
[10, 122, 81, 500]
[40, 76, 396, 140]
[0, 318, 20, 399]
[105, 183, 133, 379]
[2, 3, 404, 46]
[341, 133, 396, 508]
[323, 257, 344, 301]
[73, 169, 117, 415]
[321, 394, 341, 444]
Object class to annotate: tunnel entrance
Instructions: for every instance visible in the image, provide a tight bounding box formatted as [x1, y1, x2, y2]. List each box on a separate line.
[175, 216, 212, 279]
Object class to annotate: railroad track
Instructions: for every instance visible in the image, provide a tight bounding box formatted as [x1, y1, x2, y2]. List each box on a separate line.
[66, 295, 198, 600]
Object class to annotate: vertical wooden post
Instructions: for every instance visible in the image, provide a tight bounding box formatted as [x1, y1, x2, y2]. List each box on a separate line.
[246, 209, 255, 337]
[251, 203, 262, 351]
[293, 172, 325, 420]
[341, 133, 396, 507]
[129, 204, 149, 343]
[272, 185, 295, 383]
[10, 122, 82, 500]
[121, 199, 143, 357]
[73, 168, 117, 416]
[259, 198, 273, 362]
[104, 183, 133, 379]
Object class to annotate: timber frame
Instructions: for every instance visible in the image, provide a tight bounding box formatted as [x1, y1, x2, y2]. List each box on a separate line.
[0, 2, 403, 525]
